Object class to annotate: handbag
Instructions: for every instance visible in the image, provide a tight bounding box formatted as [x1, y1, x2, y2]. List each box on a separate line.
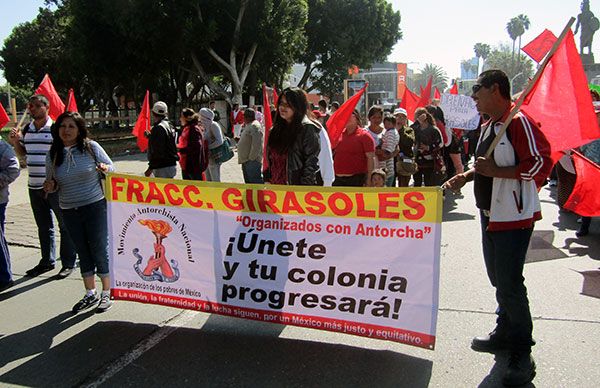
[396, 158, 418, 176]
[210, 137, 234, 164]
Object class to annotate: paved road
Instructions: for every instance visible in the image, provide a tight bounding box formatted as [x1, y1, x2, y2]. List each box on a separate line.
[1, 152, 599, 387]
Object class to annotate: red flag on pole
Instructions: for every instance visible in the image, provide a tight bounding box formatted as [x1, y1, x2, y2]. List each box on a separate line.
[520, 30, 600, 163]
[35, 74, 65, 120]
[400, 87, 420, 121]
[326, 83, 368, 149]
[433, 87, 441, 99]
[449, 83, 458, 95]
[417, 76, 433, 108]
[262, 83, 273, 169]
[272, 88, 279, 109]
[563, 151, 600, 217]
[0, 102, 10, 129]
[522, 29, 558, 63]
[131, 90, 151, 152]
[66, 88, 78, 113]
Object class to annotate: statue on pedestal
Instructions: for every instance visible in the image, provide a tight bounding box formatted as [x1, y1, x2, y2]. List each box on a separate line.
[574, 0, 599, 57]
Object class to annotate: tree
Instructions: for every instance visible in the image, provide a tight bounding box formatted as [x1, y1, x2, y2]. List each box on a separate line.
[415, 64, 448, 92]
[188, 0, 307, 104]
[515, 14, 531, 63]
[484, 44, 534, 93]
[506, 18, 519, 60]
[473, 43, 491, 75]
[297, 0, 401, 97]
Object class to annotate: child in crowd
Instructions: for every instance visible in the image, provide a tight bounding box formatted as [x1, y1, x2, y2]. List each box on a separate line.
[370, 169, 386, 187]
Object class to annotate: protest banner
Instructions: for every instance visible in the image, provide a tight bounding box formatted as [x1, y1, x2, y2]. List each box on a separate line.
[107, 174, 443, 349]
[440, 93, 480, 130]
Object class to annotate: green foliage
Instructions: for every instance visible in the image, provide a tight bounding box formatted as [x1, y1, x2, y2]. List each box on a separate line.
[415, 64, 448, 92]
[484, 44, 534, 93]
[1, 0, 398, 106]
[300, 0, 402, 97]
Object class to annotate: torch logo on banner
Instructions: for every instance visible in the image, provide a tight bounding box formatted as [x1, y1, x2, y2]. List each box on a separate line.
[133, 219, 180, 283]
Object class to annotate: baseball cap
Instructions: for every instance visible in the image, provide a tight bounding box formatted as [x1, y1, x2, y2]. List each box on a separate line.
[393, 108, 407, 116]
[312, 109, 324, 118]
[152, 101, 168, 116]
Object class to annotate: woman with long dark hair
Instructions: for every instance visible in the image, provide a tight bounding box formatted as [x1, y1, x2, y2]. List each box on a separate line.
[264, 87, 321, 185]
[43, 112, 115, 313]
[178, 108, 206, 181]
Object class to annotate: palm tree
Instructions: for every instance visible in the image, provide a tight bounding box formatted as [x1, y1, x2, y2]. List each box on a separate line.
[506, 19, 519, 60]
[515, 14, 530, 63]
[417, 63, 448, 92]
[473, 43, 491, 74]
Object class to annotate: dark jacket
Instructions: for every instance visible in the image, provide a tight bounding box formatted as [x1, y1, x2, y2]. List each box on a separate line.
[264, 117, 321, 185]
[147, 118, 179, 169]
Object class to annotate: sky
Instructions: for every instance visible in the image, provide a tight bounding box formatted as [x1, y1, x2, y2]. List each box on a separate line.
[0, 0, 598, 83]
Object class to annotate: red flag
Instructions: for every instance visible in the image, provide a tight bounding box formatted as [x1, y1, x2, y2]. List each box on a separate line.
[520, 30, 600, 163]
[272, 88, 279, 109]
[449, 83, 458, 95]
[563, 151, 600, 217]
[326, 83, 367, 149]
[35, 74, 65, 121]
[0, 102, 10, 129]
[419, 85, 424, 95]
[417, 76, 433, 108]
[262, 83, 273, 169]
[66, 88, 78, 113]
[399, 87, 420, 121]
[434, 87, 441, 99]
[522, 29, 558, 63]
[131, 90, 150, 152]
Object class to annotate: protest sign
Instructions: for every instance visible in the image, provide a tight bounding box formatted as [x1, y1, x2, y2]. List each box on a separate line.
[440, 93, 480, 130]
[108, 174, 442, 349]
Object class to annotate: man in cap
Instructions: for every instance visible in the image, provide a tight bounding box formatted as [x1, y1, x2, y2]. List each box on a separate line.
[394, 107, 416, 187]
[200, 108, 225, 182]
[144, 101, 178, 178]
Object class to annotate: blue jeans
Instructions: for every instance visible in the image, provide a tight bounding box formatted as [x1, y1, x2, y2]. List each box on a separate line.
[480, 211, 535, 352]
[206, 161, 221, 182]
[0, 202, 10, 283]
[153, 165, 176, 178]
[242, 160, 263, 184]
[29, 189, 77, 268]
[62, 199, 109, 278]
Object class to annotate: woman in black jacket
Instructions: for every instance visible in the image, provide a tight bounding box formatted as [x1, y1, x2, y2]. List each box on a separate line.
[264, 87, 321, 185]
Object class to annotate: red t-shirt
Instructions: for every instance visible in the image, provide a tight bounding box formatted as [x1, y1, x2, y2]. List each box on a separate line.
[333, 127, 376, 175]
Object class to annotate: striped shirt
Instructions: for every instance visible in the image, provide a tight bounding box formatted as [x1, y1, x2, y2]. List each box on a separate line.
[20, 117, 53, 189]
[46, 141, 115, 209]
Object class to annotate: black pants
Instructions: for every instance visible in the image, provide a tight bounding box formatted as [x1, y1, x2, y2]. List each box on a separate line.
[480, 211, 535, 352]
[333, 174, 366, 187]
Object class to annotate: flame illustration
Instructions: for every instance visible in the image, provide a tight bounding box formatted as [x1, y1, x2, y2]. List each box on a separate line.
[138, 219, 173, 236]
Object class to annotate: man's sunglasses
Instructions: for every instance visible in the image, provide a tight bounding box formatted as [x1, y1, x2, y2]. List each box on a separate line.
[472, 83, 486, 94]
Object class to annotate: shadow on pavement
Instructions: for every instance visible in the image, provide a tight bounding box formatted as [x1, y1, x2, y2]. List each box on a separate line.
[0, 311, 94, 370]
[577, 269, 600, 299]
[1, 317, 433, 388]
[478, 353, 536, 388]
[442, 193, 476, 223]
[0, 276, 56, 302]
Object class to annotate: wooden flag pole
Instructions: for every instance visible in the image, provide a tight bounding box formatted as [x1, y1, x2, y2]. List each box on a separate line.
[483, 17, 576, 158]
[15, 108, 29, 130]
